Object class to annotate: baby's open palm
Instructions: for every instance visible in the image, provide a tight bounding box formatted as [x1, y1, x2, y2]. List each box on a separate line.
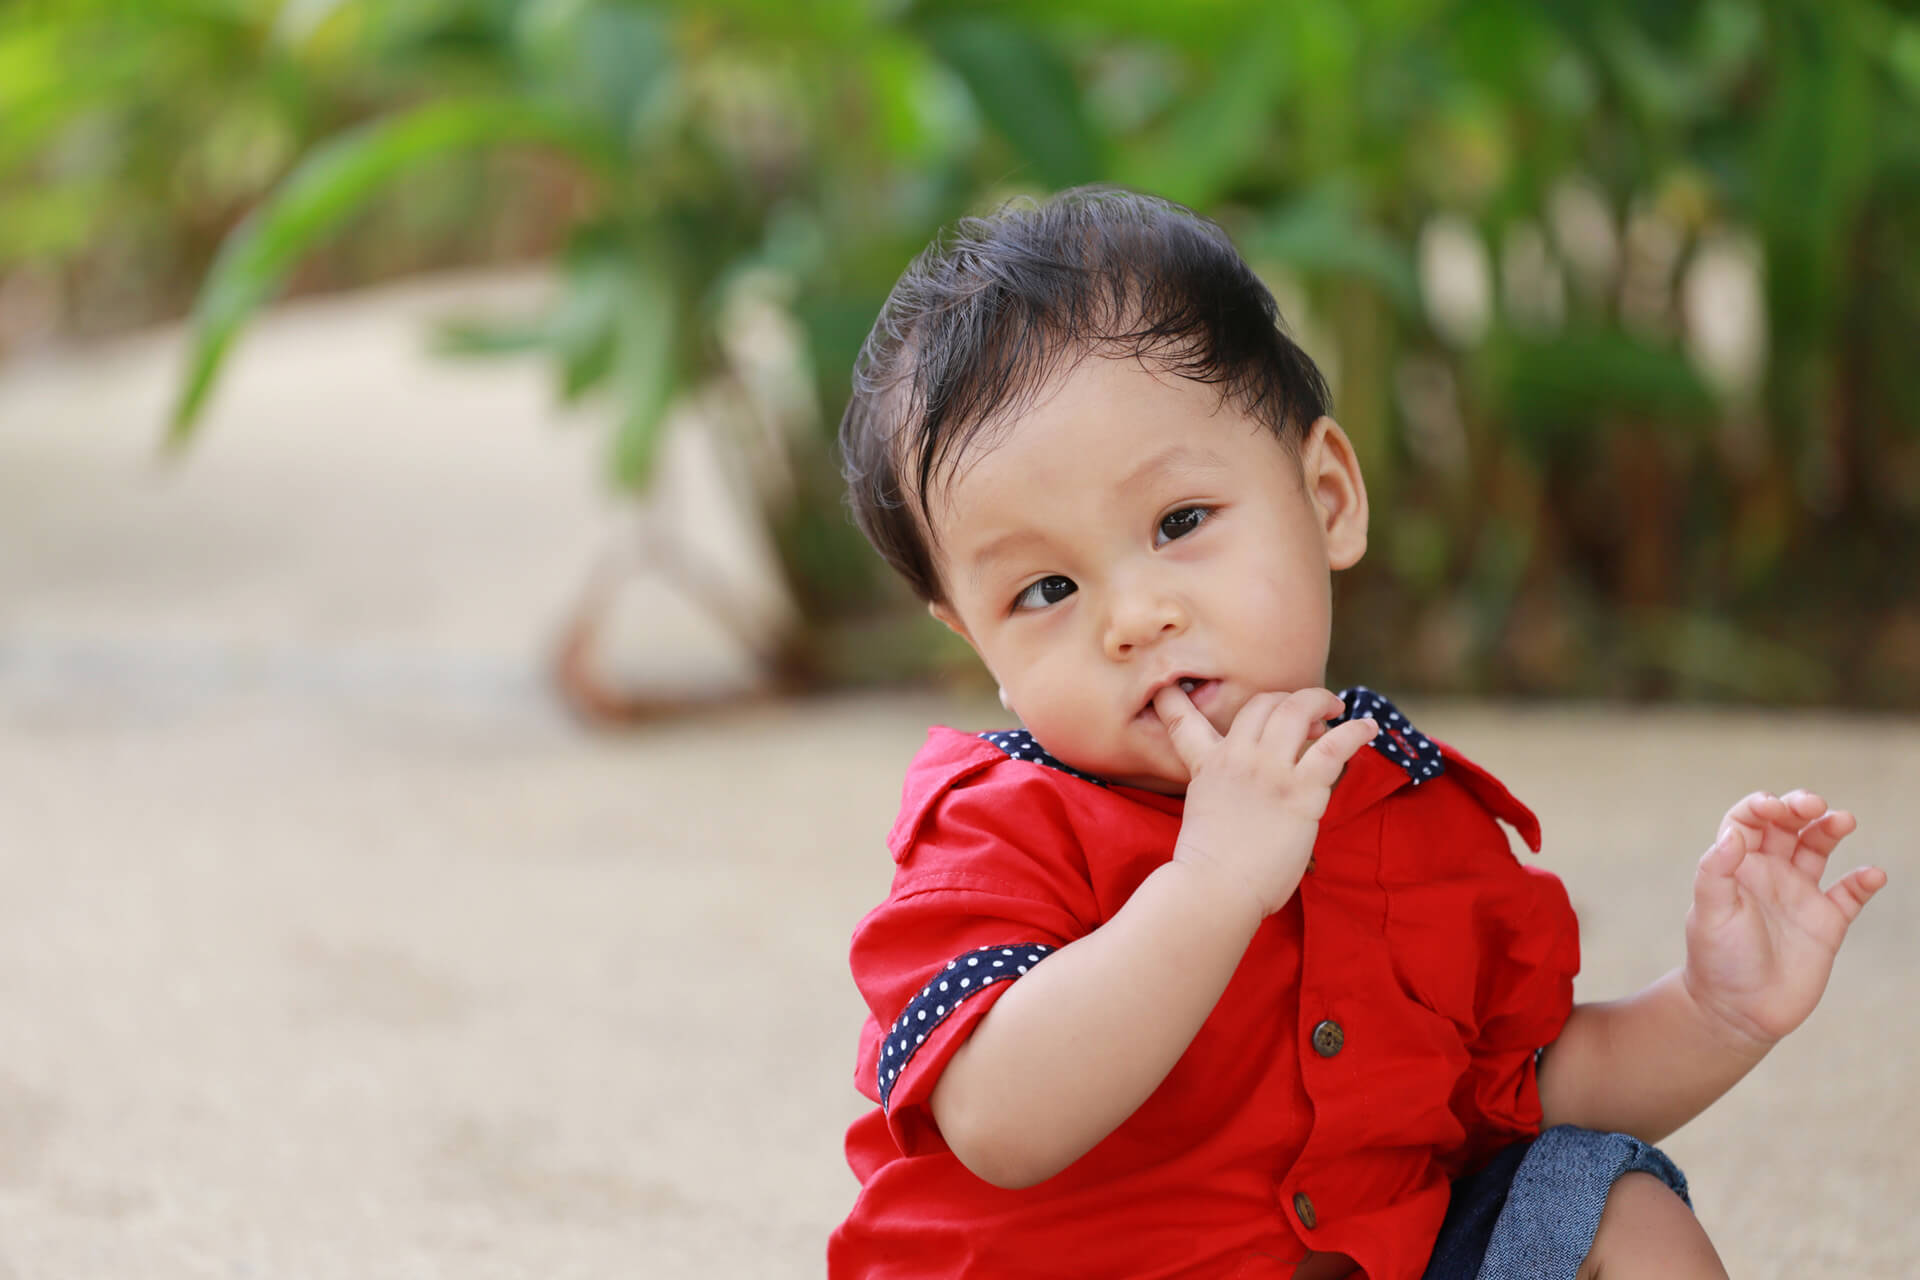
[1683, 790, 1886, 1046]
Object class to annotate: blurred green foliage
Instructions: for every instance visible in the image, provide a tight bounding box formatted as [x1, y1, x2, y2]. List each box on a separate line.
[7, 0, 1919, 705]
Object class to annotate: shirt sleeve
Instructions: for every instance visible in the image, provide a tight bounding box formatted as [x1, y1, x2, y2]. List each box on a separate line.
[848, 764, 1099, 1157]
[1450, 860, 1581, 1168]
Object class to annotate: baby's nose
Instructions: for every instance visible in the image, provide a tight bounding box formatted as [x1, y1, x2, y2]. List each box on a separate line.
[1104, 591, 1188, 657]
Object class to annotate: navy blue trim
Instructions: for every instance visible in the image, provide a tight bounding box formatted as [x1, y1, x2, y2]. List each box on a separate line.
[877, 944, 1056, 1110]
[1334, 686, 1445, 786]
[978, 730, 1108, 787]
[978, 687, 1443, 790]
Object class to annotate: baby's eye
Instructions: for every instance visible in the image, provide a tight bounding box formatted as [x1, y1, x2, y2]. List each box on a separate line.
[1155, 506, 1213, 546]
[1012, 575, 1077, 613]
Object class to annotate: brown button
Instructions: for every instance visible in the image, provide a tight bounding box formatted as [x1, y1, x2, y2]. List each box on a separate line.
[1293, 1190, 1317, 1230]
[1311, 1019, 1345, 1058]
[1306, 856, 1317, 873]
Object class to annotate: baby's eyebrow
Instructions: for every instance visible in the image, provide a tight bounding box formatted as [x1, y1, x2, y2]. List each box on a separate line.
[1117, 443, 1232, 494]
[967, 529, 1047, 592]
[963, 445, 1232, 590]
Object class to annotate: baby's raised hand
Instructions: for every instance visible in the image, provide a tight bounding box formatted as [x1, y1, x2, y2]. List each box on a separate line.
[1684, 789, 1887, 1047]
[1153, 685, 1376, 921]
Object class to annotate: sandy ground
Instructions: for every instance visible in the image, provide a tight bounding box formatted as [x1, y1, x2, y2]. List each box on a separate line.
[1, 274, 1915, 1278]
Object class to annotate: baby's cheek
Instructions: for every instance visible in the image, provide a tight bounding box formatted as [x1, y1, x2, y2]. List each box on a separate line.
[1008, 685, 1080, 747]
[1031, 704, 1131, 780]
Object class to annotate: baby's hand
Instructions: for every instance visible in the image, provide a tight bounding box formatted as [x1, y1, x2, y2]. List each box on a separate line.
[1153, 685, 1376, 921]
[1684, 789, 1887, 1048]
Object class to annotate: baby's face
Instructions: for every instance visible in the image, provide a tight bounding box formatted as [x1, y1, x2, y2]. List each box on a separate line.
[927, 355, 1369, 794]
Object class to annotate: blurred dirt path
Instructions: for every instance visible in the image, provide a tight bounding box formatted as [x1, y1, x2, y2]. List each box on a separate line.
[1, 275, 1914, 1278]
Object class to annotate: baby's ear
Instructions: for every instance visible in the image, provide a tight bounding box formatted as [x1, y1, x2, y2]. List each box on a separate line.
[929, 600, 972, 644]
[931, 601, 1009, 713]
[1302, 416, 1370, 571]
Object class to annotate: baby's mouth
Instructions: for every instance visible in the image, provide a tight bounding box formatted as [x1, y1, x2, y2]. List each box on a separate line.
[1141, 677, 1216, 721]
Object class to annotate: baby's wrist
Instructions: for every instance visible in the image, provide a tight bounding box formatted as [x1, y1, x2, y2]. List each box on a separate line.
[1676, 966, 1780, 1059]
[1163, 846, 1271, 935]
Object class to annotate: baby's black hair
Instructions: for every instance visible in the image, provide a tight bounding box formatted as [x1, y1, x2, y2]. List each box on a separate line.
[839, 185, 1331, 603]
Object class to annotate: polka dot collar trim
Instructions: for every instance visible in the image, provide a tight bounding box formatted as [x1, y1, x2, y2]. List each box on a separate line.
[977, 730, 1108, 787]
[978, 687, 1445, 788]
[1333, 686, 1445, 786]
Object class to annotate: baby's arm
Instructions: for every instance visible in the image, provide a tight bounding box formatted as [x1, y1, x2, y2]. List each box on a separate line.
[1537, 790, 1885, 1142]
[930, 688, 1376, 1189]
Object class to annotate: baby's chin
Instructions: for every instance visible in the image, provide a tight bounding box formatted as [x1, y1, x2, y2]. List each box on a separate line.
[1111, 769, 1190, 797]
[1022, 719, 1196, 795]
[1058, 745, 1191, 796]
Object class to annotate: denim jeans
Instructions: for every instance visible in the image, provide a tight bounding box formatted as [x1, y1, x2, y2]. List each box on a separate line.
[1422, 1126, 1691, 1280]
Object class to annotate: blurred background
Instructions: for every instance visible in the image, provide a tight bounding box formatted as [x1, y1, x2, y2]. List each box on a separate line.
[2, 1, 1916, 1277]
[7, 0, 1918, 705]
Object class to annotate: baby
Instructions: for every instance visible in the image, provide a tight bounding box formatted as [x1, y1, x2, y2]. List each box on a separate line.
[826, 187, 1885, 1279]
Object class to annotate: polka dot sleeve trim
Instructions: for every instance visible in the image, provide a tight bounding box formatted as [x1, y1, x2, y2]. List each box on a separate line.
[877, 943, 1056, 1112]
[1335, 686, 1446, 786]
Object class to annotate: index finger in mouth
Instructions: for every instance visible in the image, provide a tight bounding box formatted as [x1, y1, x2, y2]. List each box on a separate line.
[1151, 682, 1221, 765]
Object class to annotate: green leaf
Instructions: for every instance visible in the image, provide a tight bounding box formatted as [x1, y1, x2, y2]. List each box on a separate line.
[0, 24, 150, 178]
[555, 275, 622, 403]
[1595, 10, 1713, 124]
[862, 33, 979, 163]
[431, 231, 628, 404]
[432, 317, 554, 357]
[1117, 12, 1290, 207]
[0, 180, 106, 264]
[516, 2, 673, 138]
[1492, 329, 1716, 452]
[1752, 17, 1874, 343]
[796, 291, 889, 416]
[1244, 190, 1420, 315]
[167, 95, 615, 446]
[921, 15, 1105, 189]
[608, 256, 678, 489]
[1890, 20, 1920, 106]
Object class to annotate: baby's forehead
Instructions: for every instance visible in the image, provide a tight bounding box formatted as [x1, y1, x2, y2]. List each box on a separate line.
[930, 370, 1293, 548]
[921, 352, 1236, 483]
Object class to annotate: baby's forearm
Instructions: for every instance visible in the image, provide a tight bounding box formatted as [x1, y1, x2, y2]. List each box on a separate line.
[929, 858, 1263, 1189]
[1536, 969, 1770, 1143]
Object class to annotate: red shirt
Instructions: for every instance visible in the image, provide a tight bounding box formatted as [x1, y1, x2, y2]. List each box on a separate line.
[830, 691, 1579, 1279]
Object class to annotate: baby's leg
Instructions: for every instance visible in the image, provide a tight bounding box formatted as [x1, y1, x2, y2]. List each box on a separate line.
[1576, 1172, 1727, 1279]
